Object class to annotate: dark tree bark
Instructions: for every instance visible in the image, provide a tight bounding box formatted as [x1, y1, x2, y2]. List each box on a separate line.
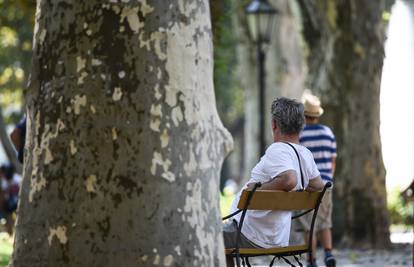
[11, 1, 232, 266]
[298, 0, 391, 247]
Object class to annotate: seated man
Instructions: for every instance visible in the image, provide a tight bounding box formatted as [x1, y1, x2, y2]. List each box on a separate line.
[223, 97, 324, 267]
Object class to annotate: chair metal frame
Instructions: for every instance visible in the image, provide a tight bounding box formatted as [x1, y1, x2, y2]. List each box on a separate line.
[223, 182, 332, 267]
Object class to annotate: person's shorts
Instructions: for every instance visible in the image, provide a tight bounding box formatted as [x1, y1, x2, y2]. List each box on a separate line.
[223, 220, 262, 248]
[298, 189, 332, 232]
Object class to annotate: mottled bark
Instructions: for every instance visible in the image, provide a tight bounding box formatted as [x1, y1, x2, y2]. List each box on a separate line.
[11, 1, 232, 266]
[298, 0, 390, 247]
[233, 0, 305, 182]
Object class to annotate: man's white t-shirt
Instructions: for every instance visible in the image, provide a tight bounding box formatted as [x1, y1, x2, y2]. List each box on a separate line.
[230, 142, 320, 248]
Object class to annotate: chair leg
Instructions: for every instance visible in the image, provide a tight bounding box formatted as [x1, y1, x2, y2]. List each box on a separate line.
[236, 253, 241, 267]
[245, 257, 252, 267]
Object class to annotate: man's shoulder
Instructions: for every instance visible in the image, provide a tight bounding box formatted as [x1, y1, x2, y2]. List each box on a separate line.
[265, 142, 297, 159]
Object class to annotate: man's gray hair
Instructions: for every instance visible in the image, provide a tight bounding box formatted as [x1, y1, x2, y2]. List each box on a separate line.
[271, 97, 305, 135]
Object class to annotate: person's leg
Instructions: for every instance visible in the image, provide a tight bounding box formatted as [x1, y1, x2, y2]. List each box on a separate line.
[317, 190, 335, 267]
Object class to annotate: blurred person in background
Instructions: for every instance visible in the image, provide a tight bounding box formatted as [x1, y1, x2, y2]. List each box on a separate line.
[299, 91, 337, 267]
[0, 163, 21, 236]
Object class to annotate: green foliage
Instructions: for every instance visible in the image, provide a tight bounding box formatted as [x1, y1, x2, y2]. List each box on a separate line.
[220, 193, 235, 217]
[388, 187, 414, 226]
[211, 0, 244, 129]
[0, 0, 35, 122]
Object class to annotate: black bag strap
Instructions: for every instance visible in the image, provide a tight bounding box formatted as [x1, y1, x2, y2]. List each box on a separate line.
[283, 142, 305, 191]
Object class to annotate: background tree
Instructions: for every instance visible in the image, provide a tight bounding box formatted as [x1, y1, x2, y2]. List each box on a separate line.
[230, 0, 306, 182]
[0, 0, 35, 171]
[11, 1, 232, 266]
[297, 0, 392, 247]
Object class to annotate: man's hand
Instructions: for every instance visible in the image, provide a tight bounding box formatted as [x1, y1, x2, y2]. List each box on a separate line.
[305, 175, 324, 192]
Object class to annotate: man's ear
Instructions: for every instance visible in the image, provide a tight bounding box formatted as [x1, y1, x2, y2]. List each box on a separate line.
[272, 120, 277, 130]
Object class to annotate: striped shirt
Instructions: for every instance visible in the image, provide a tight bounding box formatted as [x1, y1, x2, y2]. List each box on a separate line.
[299, 124, 337, 182]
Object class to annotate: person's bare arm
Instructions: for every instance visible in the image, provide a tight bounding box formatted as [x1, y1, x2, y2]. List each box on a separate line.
[305, 175, 324, 192]
[247, 170, 297, 191]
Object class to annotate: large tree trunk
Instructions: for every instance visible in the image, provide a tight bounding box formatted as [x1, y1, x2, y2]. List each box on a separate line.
[11, 1, 232, 266]
[298, 0, 391, 247]
[233, 0, 305, 182]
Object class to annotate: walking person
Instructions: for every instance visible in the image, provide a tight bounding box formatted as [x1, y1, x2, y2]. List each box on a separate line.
[299, 92, 337, 267]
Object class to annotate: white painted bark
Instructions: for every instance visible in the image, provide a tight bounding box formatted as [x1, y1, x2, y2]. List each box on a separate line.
[11, 1, 232, 266]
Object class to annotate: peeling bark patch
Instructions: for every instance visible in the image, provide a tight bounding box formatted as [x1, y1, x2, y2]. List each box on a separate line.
[174, 246, 181, 256]
[150, 104, 162, 132]
[140, 1, 154, 16]
[163, 255, 174, 266]
[44, 148, 53, 164]
[160, 129, 169, 148]
[85, 175, 97, 193]
[150, 119, 161, 132]
[183, 147, 196, 176]
[112, 128, 118, 140]
[153, 254, 160, 265]
[48, 226, 68, 245]
[112, 87, 123, 101]
[171, 106, 183, 126]
[72, 95, 87, 115]
[165, 86, 178, 107]
[91, 59, 102, 66]
[29, 176, 47, 203]
[120, 7, 142, 34]
[76, 56, 86, 72]
[150, 152, 175, 182]
[70, 140, 77, 155]
[39, 29, 47, 44]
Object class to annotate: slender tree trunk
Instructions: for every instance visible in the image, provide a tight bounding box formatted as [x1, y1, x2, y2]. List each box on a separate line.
[11, 1, 232, 266]
[298, 0, 391, 247]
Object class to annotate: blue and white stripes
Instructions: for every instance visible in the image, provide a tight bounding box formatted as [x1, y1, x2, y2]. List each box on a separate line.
[300, 124, 337, 182]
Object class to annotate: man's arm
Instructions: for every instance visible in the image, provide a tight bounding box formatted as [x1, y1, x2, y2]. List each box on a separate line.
[331, 156, 337, 177]
[248, 170, 297, 191]
[306, 176, 324, 192]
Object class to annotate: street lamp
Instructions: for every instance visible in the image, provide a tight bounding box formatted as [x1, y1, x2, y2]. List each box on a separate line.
[245, 0, 277, 156]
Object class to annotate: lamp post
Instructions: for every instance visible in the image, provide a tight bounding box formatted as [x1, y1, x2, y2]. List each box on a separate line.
[245, 0, 277, 156]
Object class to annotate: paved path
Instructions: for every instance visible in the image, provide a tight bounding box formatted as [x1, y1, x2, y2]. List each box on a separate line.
[244, 243, 413, 267]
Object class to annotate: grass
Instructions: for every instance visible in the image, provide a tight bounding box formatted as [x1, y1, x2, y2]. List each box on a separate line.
[0, 233, 12, 267]
[220, 193, 235, 217]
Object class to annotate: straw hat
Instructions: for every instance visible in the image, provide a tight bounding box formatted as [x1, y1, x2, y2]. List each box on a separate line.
[302, 90, 324, 117]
